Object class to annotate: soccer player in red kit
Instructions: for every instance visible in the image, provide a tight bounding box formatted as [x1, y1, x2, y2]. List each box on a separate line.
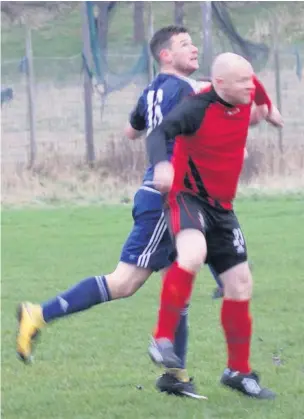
[146, 52, 283, 399]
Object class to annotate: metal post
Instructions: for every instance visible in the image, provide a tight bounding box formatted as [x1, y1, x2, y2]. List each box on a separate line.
[25, 25, 36, 168]
[201, 1, 213, 78]
[147, 2, 154, 82]
[174, 1, 184, 26]
[81, 2, 95, 165]
[272, 14, 283, 154]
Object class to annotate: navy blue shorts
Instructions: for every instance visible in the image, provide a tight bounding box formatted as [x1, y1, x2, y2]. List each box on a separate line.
[120, 187, 175, 272]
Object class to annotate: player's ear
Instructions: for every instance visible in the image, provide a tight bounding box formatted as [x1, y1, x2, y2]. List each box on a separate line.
[159, 48, 171, 64]
[215, 76, 224, 86]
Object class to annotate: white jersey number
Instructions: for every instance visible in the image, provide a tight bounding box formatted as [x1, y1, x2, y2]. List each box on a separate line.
[147, 89, 164, 135]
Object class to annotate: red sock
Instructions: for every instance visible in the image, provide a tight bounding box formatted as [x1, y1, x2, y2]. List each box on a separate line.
[221, 299, 252, 374]
[154, 262, 195, 341]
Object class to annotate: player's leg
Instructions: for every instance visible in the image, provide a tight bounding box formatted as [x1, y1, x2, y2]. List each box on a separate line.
[114, 189, 202, 398]
[16, 187, 199, 396]
[208, 264, 224, 299]
[149, 193, 207, 369]
[207, 210, 275, 399]
[220, 263, 275, 399]
[155, 265, 201, 398]
[16, 262, 152, 364]
[105, 262, 151, 299]
[156, 285, 206, 399]
[121, 188, 196, 376]
[16, 188, 158, 363]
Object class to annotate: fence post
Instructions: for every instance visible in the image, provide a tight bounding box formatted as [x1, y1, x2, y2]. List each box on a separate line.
[147, 2, 154, 83]
[81, 2, 95, 166]
[271, 13, 284, 155]
[201, 1, 213, 77]
[174, 1, 184, 25]
[25, 25, 36, 168]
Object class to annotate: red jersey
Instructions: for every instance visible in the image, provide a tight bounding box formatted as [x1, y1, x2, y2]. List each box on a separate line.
[146, 77, 271, 209]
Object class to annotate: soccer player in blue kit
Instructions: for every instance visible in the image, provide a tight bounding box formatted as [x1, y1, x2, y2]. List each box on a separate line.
[16, 26, 216, 399]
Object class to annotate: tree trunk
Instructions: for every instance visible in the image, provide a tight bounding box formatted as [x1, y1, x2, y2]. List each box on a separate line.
[174, 1, 184, 26]
[133, 2, 145, 43]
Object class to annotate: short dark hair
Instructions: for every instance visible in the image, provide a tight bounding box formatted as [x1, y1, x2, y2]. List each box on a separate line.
[149, 25, 189, 63]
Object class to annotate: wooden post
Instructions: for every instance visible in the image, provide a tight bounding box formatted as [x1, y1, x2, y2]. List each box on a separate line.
[201, 1, 213, 77]
[272, 14, 283, 155]
[25, 25, 36, 168]
[96, 2, 110, 52]
[174, 1, 184, 26]
[133, 1, 145, 44]
[147, 2, 154, 82]
[81, 2, 95, 165]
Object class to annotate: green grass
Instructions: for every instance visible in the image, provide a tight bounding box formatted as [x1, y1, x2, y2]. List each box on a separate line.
[2, 197, 304, 419]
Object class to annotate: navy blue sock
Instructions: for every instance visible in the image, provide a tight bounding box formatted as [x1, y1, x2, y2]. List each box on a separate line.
[173, 305, 189, 369]
[42, 276, 111, 323]
[208, 264, 223, 289]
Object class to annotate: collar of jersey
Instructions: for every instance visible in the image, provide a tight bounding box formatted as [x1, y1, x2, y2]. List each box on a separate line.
[158, 72, 196, 84]
[210, 85, 234, 108]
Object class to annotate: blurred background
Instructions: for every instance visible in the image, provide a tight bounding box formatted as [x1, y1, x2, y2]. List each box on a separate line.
[1, 1, 304, 205]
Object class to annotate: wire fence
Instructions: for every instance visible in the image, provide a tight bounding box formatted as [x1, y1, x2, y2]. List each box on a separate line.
[2, 48, 304, 169]
[1, 53, 148, 166]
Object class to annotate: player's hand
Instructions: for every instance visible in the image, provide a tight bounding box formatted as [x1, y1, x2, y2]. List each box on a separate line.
[153, 161, 174, 193]
[124, 123, 143, 140]
[266, 105, 284, 128]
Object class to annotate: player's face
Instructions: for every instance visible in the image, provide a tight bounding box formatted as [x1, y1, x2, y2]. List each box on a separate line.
[223, 64, 255, 104]
[169, 33, 199, 75]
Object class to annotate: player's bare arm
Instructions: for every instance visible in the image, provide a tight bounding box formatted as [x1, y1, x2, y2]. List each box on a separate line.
[253, 76, 283, 127]
[266, 104, 283, 127]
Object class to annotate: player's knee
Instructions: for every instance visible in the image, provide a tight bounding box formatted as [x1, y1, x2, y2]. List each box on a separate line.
[105, 271, 130, 299]
[176, 229, 207, 273]
[221, 262, 252, 300]
[106, 272, 139, 299]
[105, 263, 150, 299]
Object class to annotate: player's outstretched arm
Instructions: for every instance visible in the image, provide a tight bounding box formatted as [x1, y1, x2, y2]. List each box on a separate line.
[253, 76, 272, 111]
[125, 95, 147, 140]
[146, 96, 203, 166]
[250, 104, 268, 126]
[249, 103, 283, 128]
[146, 95, 204, 193]
[266, 105, 283, 128]
[252, 77, 283, 127]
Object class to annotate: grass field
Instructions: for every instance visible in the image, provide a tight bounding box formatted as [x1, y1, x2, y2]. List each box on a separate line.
[2, 197, 304, 419]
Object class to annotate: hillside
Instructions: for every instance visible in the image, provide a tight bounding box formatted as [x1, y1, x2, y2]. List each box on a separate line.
[1, 2, 304, 61]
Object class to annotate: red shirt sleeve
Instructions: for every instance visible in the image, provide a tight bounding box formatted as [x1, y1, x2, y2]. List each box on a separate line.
[253, 75, 272, 111]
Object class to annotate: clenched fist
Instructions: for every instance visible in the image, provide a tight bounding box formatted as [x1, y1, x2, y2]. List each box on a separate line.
[153, 161, 174, 193]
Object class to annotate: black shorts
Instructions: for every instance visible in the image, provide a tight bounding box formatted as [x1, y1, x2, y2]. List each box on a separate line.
[164, 192, 248, 275]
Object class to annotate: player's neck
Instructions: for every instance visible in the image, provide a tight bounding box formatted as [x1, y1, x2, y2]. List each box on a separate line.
[213, 85, 235, 107]
[159, 67, 193, 80]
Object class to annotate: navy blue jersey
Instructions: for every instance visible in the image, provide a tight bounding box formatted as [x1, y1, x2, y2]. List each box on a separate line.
[129, 73, 198, 185]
